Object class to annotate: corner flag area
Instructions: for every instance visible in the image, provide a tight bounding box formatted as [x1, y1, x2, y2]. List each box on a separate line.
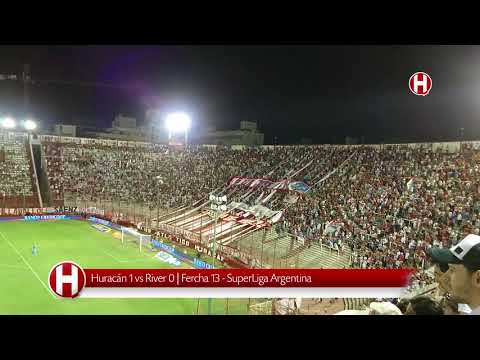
[0, 220, 249, 314]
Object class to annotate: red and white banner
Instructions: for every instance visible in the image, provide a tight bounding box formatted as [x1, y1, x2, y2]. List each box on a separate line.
[48, 262, 415, 299]
[228, 177, 289, 192]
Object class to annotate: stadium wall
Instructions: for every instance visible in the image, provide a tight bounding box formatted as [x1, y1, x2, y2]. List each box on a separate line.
[151, 239, 214, 269]
[37, 133, 480, 151]
[88, 216, 122, 230]
[0, 216, 24, 222]
[155, 229, 251, 269]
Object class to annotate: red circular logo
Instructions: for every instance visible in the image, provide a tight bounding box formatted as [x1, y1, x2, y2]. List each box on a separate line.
[48, 261, 86, 298]
[409, 72, 432, 96]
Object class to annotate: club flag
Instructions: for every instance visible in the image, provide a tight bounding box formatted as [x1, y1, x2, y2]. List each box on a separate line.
[324, 220, 342, 235]
[269, 211, 283, 224]
[406, 178, 415, 192]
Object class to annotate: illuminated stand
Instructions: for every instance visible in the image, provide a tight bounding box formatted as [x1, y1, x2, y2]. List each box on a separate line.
[121, 226, 151, 252]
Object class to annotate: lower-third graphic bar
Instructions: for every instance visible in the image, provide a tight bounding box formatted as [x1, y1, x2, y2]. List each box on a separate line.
[79, 287, 408, 298]
[48, 264, 416, 299]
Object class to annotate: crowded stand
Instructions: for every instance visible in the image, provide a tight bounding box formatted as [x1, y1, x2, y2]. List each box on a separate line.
[40, 140, 480, 281]
[275, 145, 480, 276]
[0, 135, 477, 313]
[0, 132, 37, 208]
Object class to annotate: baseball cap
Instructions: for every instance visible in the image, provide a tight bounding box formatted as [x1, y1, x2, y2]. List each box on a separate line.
[427, 234, 480, 271]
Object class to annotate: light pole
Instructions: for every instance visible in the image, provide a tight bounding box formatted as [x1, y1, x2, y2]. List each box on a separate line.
[208, 193, 227, 315]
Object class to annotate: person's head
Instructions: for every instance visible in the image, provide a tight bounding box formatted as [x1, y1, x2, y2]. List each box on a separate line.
[396, 299, 410, 314]
[429, 234, 480, 308]
[432, 263, 452, 295]
[404, 296, 443, 315]
[440, 294, 462, 315]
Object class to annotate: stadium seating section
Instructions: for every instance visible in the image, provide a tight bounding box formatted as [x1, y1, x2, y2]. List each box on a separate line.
[2, 132, 479, 286]
[0, 132, 38, 208]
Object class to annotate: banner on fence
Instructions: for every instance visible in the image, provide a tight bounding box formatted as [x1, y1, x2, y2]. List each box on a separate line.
[88, 216, 122, 230]
[228, 176, 310, 193]
[24, 215, 69, 221]
[151, 239, 214, 269]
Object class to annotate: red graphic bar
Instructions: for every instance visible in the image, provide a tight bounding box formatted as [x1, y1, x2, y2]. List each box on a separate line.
[84, 269, 415, 288]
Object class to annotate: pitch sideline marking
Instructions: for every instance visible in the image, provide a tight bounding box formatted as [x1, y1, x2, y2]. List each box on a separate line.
[0, 230, 56, 299]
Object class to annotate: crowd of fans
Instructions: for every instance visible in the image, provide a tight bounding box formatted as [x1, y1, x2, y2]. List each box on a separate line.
[277, 145, 480, 276]
[0, 133, 34, 198]
[41, 141, 480, 281]
[0, 137, 477, 313]
[43, 143, 349, 207]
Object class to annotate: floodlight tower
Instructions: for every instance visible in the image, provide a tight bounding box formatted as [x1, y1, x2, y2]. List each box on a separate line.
[23, 64, 31, 118]
[165, 112, 191, 145]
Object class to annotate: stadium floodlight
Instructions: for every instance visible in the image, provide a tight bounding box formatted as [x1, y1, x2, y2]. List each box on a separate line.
[1, 117, 16, 129]
[165, 112, 191, 133]
[24, 119, 37, 131]
[165, 112, 191, 144]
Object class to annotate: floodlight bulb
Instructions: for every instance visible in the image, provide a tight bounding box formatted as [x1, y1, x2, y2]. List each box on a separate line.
[2, 117, 16, 129]
[24, 119, 37, 130]
[165, 112, 191, 133]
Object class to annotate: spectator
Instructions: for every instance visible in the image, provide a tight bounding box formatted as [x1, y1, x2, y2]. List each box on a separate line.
[396, 298, 410, 314]
[36, 139, 480, 297]
[367, 301, 403, 315]
[440, 294, 465, 315]
[404, 296, 444, 315]
[428, 234, 480, 315]
[426, 249, 452, 297]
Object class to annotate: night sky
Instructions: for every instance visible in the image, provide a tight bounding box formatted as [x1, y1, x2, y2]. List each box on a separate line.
[1, 45, 479, 144]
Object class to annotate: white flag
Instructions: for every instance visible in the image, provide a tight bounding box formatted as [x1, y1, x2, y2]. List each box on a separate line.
[407, 178, 415, 192]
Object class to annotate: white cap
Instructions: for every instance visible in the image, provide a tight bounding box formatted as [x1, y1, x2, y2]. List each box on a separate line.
[450, 234, 480, 261]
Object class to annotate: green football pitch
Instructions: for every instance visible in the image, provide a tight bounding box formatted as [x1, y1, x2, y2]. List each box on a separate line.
[0, 220, 250, 315]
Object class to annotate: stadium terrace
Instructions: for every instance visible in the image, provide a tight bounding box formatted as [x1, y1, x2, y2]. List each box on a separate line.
[2, 129, 480, 311]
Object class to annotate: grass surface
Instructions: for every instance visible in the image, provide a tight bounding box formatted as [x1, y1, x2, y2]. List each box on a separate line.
[0, 220, 249, 315]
